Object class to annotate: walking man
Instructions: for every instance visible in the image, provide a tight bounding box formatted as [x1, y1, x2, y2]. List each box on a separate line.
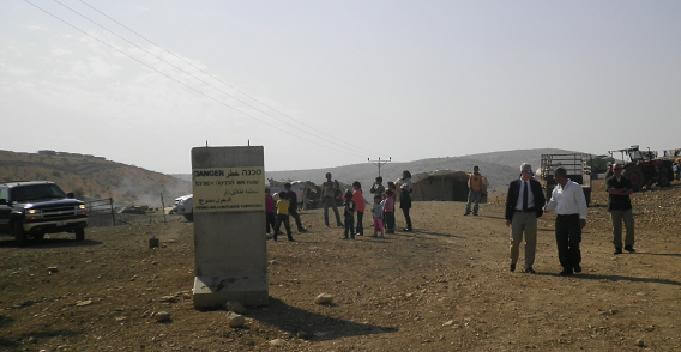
[544, 168, 587, 276]
[505, 163, 546, 273]
[607, 164, 635, 254]
[321, 172, 342, 227]
[464, 165, 483, 216]
[284, 182, 307, 233]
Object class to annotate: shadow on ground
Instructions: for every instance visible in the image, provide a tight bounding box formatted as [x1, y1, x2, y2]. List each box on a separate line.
[249, 297, 398, 341]
[0, 238, 102, 249]
[633, 252, 681, 258]
[0, 329, 80, 349]
[536, 272, 681, 286]
[407, 230, 459, 238]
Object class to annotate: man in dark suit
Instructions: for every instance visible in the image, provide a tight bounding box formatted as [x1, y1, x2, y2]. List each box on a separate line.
[505, 163, 546, 273]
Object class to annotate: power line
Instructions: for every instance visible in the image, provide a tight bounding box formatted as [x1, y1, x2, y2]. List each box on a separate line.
[368, 156, 391, 178]
[74, 0, 366, 155]
[49, 0, 365, 156]
[22, 0, 364, 158]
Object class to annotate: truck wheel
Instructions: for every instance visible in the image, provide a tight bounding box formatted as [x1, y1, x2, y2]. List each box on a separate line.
[184, 213, 193, 222]
[33, 232, 45, 241]
[75, 227, 85, 241]
[13, 221, 26, 246]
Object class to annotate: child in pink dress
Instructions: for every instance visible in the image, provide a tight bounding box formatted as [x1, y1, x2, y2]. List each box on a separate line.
[372, 194, 385, 237]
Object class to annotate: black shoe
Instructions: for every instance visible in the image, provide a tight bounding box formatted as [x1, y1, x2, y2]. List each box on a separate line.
[510, 264, 516, 272]
[299, 228, 308, 233]
[473, 213, 479, 216]
[559, 268, 573, 276]
[288, 237, 295, 242]
[625, 245, 635, 253]
[573, 265, 581, 273]
[614, 248, 623, 255]
[463, 213, 469, 216]
[524, 267, 536, 274]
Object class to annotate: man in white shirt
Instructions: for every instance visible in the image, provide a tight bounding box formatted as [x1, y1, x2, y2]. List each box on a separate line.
[544, 168, 587, 276]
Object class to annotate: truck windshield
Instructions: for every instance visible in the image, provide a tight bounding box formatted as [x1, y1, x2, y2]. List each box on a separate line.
[10, 184, 66, 201]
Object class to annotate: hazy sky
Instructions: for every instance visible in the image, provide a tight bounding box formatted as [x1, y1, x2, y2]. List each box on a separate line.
[1, 0, 680, 173]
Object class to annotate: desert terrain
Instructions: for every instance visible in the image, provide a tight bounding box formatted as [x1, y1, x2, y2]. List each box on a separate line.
[1, 180, 681, 351]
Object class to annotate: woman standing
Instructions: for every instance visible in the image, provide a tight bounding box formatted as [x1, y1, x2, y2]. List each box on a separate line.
[400, 170, 413, 232]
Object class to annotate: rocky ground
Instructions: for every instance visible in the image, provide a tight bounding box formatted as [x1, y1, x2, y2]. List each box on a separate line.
[1, 181, 681, 351]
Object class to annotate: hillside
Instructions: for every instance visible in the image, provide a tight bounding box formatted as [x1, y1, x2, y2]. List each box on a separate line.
[0, 150, 190, 205]
[263, 148, 584, 193]
[464, 148, 582, 170]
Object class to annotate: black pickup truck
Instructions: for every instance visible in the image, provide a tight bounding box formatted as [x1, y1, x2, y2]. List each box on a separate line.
[0, 181, 88, 245]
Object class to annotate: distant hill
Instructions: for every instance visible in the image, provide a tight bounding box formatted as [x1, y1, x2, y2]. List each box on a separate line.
[464, 148, 582, 170]
[0, 150, 190, 205]
[173, 148, 590, 194]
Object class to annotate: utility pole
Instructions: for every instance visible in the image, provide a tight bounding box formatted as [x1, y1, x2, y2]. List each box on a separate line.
[368, 156, 391, 178]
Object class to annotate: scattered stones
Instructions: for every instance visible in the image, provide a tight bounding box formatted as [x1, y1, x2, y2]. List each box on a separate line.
[159, 295, 178, 303]
[269, 338, 286, 346]
[442, 320, 454, 327]
[637, 338, 645, 347]
[269, 260, 279, 266]
[315, 293, 334, 305]
[75, 300, 93, 306]
[405, 292, 413, 298]
[636, 291, 646, 297]
[114, 316, 126, 322]
[227, 312, 246, 328]
[47, 266, 59, 274]
[155, 311, 171, 323]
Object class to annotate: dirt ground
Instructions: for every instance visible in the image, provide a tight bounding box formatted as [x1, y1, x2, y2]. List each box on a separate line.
[2, 181, 681, 351]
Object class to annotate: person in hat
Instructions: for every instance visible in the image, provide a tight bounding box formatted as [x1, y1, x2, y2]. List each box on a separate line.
[505, 163, 546, 273]
[465, 165, 484, 216]
[321, 172, 342, 227]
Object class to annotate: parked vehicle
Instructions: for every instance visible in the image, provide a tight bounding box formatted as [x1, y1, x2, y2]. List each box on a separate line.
[0, 181, 88, 245]
[609, 146, 674, 192]
[173, 194, 193, 221]
[540, 153, 592, 206]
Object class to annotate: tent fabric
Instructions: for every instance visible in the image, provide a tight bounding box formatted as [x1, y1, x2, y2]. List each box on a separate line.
[404, 170, 488, 202]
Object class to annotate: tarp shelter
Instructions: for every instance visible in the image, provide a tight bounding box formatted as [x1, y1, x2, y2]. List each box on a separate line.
[407, 170, 487, 202]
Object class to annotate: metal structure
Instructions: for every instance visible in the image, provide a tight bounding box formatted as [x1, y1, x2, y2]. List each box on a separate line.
[608, 145, 673, 192]
[368, 156, 391, 178]
[540, 153, 592, 206]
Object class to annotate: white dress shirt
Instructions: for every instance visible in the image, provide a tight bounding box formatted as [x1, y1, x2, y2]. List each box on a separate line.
[515, 178, 535, 211]
[544, 179, 587, 219]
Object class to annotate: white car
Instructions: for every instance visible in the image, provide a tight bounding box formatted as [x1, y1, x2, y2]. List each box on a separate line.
[173, 194, 193, 221]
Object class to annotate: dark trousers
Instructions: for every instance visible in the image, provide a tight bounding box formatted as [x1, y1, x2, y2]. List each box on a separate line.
[265, 212, 276, 233]
[275, 214, 292, 240]
[344, 215, 355, 238]
[385, 211, 395, 232]
[355, 211, 363, 235]
[323, 197, 342, 226]
[402, 207, 412, 229]
[289, 207, 304, 231]
[555, 214, 581, 270]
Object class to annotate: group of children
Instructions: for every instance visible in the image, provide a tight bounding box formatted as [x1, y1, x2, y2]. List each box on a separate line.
[342, 171, 413, 240]
[265, 171, 413, 242]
